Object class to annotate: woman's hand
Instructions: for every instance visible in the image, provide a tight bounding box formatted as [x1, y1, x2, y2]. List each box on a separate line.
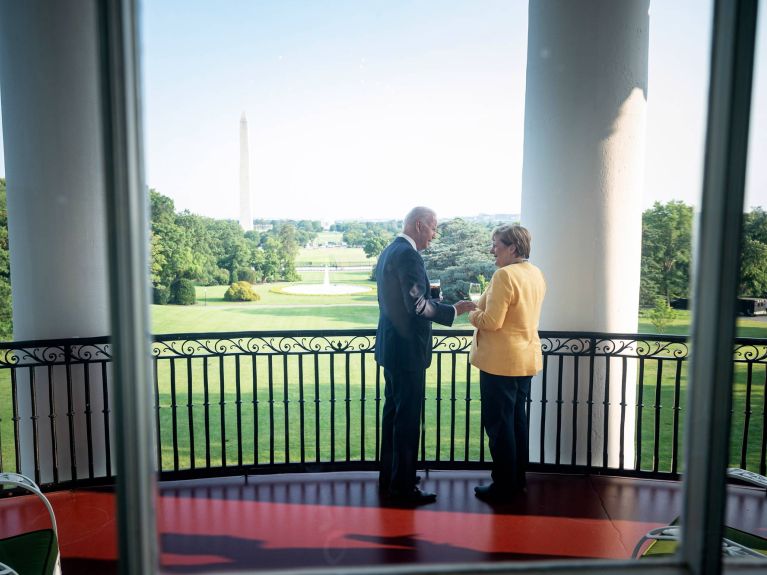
[454, 300, 478, 316]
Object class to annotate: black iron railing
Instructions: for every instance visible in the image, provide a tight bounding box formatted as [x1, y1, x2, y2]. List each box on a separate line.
[0, 330, 765, 489]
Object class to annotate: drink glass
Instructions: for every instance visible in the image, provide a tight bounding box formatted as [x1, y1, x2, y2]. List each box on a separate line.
[468, 282, 482, 302]
[429, 279, 441, 300]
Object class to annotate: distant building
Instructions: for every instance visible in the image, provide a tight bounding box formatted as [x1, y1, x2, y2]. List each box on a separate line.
[463, 213, 520, 224]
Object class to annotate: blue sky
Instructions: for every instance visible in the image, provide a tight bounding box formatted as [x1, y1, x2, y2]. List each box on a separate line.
[0, 0, 765, 221]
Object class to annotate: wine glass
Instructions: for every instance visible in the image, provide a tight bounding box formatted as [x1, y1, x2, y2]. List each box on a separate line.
[468, 282, 482, 302]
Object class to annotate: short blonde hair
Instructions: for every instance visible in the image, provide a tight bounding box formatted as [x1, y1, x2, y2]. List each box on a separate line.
[493, 223, 532, 259]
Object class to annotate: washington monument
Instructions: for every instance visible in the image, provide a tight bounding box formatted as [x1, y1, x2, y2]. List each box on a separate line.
[239, 112, 252, 231]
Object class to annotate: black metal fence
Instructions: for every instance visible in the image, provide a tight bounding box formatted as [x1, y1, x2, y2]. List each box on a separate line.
[0, 330, 765, 489]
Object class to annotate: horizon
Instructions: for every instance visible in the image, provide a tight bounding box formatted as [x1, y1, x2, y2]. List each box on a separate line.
[0, 0, 766, 221]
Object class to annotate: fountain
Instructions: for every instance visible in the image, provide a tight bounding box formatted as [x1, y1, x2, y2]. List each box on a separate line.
[281, 265, 371, 295]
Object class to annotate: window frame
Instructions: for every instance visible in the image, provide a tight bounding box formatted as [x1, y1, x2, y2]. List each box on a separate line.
[101, 1, 763, 573]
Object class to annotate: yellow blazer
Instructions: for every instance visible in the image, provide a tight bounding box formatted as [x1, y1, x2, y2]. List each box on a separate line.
[468, 262, 546, 377]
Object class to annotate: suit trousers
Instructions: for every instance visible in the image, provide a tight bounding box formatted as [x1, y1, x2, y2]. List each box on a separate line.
[379, 366, 426, 493]
[480, 370, 531, 490]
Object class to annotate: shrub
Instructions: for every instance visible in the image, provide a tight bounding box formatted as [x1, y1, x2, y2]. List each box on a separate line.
[648, 297, 677, 333]
[236, 268, 258, 284]
[170, 278, 196, 305]
[224, 281, 261, 302]
[213, 268, 230, 285]
[152, 285, 170, 305]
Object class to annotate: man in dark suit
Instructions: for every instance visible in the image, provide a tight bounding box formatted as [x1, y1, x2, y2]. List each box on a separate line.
[375, 206, 475, 504]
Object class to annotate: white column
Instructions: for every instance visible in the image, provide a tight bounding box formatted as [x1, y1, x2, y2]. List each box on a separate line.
[0, 0, 111, 483]
[521, 0, 649, 468]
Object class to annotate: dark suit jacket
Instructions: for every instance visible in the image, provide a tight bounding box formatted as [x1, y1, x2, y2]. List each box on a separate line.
[375, 237, 455, 371]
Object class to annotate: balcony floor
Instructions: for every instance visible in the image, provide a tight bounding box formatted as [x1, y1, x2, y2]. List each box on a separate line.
[1, 471, 766, 573]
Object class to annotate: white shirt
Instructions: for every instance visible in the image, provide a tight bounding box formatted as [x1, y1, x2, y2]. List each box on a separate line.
[397, 232, 417, 251]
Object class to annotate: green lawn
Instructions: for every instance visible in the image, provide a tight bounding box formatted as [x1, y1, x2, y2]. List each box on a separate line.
[314, 231, 343, 245]
[151, 275, 475, 334]
[638, 309, 767, 338]
[636, 309, 767, 472]
[151, 294, 767, 471]
[296, 246, 372, 266]
[3, 287, 767, 477]
[148, 302, 767, 474]
[152, 350, 483, 469]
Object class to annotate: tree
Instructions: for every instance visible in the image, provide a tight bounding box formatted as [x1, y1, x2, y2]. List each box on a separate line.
[342, 225, 365, 247]
[206, 218, 252, 284]
[640, 201, 693, 306]
[169, 278, 196, 305]
[294, 220, 321, 245]
[648, 297, 677, 333]
[152, 191, 259, 289]
[363, 229, 393, 259]
[0, 179, 11, 340]
[275, 223, 300, 281]
[258, 237, 282, 282]
[177, 211, 223, 285]
[421, 219, 496, 302]
[739, 208, 767, 296]
[149, 190, 197, 287]
[742, 207, 767, 244]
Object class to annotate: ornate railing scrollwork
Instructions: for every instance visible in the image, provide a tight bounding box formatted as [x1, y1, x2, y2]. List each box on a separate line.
[3, 329, 767, 487]
[150, 332, 377, 359]
[432, 334, 472, 353]
[539, 334, 690, 360]
[732, 342, 767, 363]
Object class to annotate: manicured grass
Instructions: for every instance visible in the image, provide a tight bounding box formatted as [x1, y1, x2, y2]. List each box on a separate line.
[148, 278, 480, 469]
[637, 309, 767, 472]
[296, 246, 372, 266]
[0, 380, 13, 471]
[151, 276, 474, 334]
[638, 308, 767, 338]
[314, 231, 343, 245]
[153, 352, 484, 469]
[149, 304, 767, 473]
[4, 290, 767, 477]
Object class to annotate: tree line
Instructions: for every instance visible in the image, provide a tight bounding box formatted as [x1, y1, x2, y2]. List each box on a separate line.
[150, 190, 321, 301]
[640, 201, 767, 307]
[0, 179, 766, 339]
[332, 220, 400, 259]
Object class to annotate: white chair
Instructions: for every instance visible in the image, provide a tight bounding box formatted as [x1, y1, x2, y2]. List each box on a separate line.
[0, 473, 61, 575]
[727, 467, 767, 492]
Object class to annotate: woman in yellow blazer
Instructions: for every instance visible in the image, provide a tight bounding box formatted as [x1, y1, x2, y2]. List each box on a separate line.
[468, 224, 546, 503]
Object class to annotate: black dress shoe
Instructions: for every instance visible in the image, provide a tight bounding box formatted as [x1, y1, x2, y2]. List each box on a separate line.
[474, 483, 523, 503]
[387, 487, 437, 505]
[379, 475, 420, 494]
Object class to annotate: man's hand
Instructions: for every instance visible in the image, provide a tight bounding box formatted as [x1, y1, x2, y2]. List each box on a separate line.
[453, 300, 477, 316]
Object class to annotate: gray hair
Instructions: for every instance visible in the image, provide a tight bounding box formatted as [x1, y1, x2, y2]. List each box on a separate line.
[403, 206, 436, 228]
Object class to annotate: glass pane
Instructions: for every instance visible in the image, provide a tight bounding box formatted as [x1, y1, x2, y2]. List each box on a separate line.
[725, 0, 767, 564]
[5, 0, 752, 572]
[138, 0, 713, 572]
[629, 0, 713, 560]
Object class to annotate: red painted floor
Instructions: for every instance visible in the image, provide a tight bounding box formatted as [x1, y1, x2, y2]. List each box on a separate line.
[1, 471, 765, 573]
